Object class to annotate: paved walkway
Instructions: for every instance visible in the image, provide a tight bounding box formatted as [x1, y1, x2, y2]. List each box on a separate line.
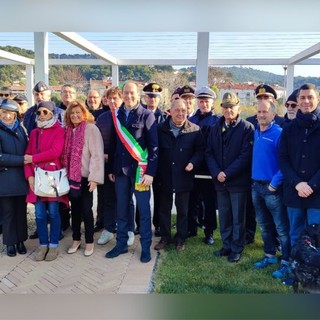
[0, 228, 159, 294]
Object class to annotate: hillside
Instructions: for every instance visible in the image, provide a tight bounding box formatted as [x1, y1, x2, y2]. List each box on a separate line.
[1, 46, 320, 89]
[182, 66, 320, 89]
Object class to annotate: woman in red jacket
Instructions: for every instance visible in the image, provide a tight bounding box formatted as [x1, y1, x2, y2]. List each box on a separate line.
[24, 101, 67, 262]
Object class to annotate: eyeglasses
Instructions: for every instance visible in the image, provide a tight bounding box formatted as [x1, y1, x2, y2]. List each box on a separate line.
[0, 93, 10, 97]
[36, 109, 50, 116]
[285, 103, 298, 108]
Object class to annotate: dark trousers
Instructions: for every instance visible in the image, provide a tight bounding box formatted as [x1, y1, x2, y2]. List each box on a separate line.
[115, 174, 152, 251]
[59, 201, 70, 231]
[188, 178, 218, 237]
[103, 175, 117, 233]
[217, 190, 247, 254]
[0, 196, 28, 245]
[245, 191, 256, 242]
[70, 177, 94, 244]
[159, 191, 189, 244]
[135, 182, 160, 229]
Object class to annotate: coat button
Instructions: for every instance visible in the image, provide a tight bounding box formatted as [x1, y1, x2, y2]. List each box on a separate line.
[301, 170, 305, 174]
[172, 162, 175, 165]
[302, 155, 306, 158]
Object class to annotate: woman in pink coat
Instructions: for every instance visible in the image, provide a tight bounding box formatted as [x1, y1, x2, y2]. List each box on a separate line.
[24, 101, 67, 262]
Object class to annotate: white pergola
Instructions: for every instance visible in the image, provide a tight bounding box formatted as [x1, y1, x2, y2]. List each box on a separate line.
[1, 0, 320, 104]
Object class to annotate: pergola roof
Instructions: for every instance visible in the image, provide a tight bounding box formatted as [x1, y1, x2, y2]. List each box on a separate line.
[1, 32, 320, 66]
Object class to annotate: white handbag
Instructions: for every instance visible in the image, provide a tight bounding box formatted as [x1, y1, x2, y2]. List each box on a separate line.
[34, 164, 70, 198]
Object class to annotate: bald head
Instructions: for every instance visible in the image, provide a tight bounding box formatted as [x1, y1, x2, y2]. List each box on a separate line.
[122, 81, 139, 109]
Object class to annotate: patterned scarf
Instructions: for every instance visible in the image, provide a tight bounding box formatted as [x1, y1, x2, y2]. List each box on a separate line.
[61, 121, 87, 190]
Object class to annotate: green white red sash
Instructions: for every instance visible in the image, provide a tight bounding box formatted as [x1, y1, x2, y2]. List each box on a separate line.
[112, 109, 149, 191]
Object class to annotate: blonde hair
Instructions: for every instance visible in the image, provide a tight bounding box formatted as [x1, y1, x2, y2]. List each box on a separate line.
[64, 100, 95, 127]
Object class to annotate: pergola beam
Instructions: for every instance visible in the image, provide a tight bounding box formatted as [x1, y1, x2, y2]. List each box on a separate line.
[0, 49, 34, 65]
[53, 32, 118, 65]
[288, 42, 320, 65]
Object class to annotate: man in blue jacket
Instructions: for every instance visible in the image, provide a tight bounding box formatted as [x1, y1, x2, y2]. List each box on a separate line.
[251, 99, 291, 279]
[279, 83, 320, 247]
[188, 86, 219, 244]
[106, 81, 158, 263]
[206, 92, 254, 263]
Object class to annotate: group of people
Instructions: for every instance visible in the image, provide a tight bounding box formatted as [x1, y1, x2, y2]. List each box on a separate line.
[0, 80, 319, 282]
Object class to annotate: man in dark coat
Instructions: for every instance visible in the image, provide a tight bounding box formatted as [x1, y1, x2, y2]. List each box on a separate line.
[206, 92, 254, 263]
[106, 81, 158, 263]
[154, 98, 204, 252]
[279, 83, 320, 247]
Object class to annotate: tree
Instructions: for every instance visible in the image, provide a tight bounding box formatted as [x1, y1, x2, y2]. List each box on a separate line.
[208, 67, 233, 85]
[151, 71, 189, 109]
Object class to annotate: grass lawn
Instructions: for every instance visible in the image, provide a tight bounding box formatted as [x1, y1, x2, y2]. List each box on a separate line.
[153, 220, 292, 294]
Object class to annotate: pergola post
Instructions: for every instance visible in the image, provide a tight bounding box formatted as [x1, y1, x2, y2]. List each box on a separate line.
[25, 65, 34, 105]
[34, 32, 49, 85]
[286, 65, 295, 98]
[112, 65, 119, 86]
[196, 32, 209, 89]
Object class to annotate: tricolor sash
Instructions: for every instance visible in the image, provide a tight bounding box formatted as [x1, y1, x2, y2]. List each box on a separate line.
[112, 109, 149, 191]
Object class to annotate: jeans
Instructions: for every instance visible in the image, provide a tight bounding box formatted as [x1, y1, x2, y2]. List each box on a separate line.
[35, 200, 61, 248]
[217, 190, 247, 254]
[252, 182, 290, 261]
[287, 207, 320, 247]
[115, 174, 152, 251]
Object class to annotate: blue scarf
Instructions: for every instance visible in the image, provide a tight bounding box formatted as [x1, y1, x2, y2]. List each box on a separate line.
[0, 119, 19, 132]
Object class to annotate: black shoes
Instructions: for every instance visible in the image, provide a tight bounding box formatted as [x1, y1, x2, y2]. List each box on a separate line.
[140, 250, 151, 263]
[204, 235, 214, 245]
[228, 252, 241, 263]
[17, 242, 27, 254]
[7, 245, 17, 257]
[154, 227, 161, 237]
[29, 230, 39, 239]
[105, 245, 128, 259]
[214, 248, 231, 257]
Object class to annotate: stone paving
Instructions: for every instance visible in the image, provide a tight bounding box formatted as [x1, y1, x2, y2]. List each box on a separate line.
[0, 228, 158, 294]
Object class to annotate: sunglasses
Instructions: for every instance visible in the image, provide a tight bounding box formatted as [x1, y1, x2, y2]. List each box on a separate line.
[285, 103, 298, 108]
[257, 95, 272, 100]
[146, 93, 159, 98]
[0, 93, 10, 97]
[36, 109, 50, 116]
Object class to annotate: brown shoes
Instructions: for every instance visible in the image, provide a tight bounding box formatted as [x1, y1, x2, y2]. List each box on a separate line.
[176, 243, 185, 252]
[154, 239, 168, 251]
[35, 246, 49, 261]
[45, 247, 59, 261]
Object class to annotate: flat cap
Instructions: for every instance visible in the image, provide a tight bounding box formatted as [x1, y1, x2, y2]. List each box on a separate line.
[0, 99, 19, 112]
